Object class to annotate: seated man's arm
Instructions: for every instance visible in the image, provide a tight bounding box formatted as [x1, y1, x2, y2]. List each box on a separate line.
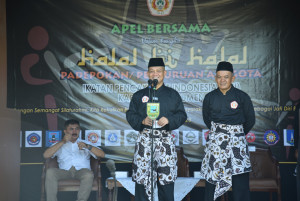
[89, 145, 105, 158]
[43, 133, 70, 159]
[77, 141, 105, 158]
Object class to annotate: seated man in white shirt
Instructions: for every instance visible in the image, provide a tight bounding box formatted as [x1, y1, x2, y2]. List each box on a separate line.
[43, 119, 105, 201]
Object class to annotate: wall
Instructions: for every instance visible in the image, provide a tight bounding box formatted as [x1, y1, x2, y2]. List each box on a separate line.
[0, 0, 21, 200]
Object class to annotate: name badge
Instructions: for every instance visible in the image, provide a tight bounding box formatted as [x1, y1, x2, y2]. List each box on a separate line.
[147, 103, 160, 120]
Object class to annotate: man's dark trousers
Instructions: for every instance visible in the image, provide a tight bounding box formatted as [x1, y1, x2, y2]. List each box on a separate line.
[204, 172, 250, 201]
[135, 182, 174, 201]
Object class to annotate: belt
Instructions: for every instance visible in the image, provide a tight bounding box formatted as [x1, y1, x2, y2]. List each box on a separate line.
[144, 125, 167, 131]
[149, 133, 169, 138]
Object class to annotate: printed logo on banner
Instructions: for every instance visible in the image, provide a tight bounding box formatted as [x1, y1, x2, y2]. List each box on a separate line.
[147, 0, 174, 16]
[283, 129, 294, 146]
[105, 130, 121, 146]
[202, 129, 210, 145]
[245, 132, 256, 143]
[183, 131, 199, 144]
[171, 130, 179, 145]
[46, 130, 62, 147]
[264, 130, 279, 145]
[25, 131, 42, 147]
[124, 130, 138, 146]
[85, 130, 101, 146]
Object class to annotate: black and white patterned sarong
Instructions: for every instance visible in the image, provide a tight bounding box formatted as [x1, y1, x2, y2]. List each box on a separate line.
[200, 122, 252, 200]
[132, 128, 177, 200]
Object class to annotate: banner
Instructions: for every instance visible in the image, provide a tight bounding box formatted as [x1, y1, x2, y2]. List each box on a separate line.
[7, 0, 300, 162]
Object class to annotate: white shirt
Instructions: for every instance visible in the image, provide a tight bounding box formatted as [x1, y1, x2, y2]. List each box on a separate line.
[52, 139, 98, 170]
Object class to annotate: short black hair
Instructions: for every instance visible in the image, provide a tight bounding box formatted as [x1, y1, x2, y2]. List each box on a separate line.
[64, 119, 80, 129]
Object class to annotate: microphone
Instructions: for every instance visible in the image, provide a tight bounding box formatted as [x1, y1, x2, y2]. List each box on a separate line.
[106, 159, 116, 177]
[152, 79, 158, 88]
[148, 79, 153, 88]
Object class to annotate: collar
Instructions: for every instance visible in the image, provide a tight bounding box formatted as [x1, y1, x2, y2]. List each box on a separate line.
[154, 83, 165, 92]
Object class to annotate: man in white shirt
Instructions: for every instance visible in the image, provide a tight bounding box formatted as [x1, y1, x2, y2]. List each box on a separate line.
[43, 119, 105, 201]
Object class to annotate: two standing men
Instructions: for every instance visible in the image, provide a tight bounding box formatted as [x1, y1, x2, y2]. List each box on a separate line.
[126, 59, 255, 201]
[43, 59, 255, 201]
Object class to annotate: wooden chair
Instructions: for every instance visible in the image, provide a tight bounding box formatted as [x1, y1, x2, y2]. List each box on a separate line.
[249, 148, 281, 201]
[40, 156, 102, 201]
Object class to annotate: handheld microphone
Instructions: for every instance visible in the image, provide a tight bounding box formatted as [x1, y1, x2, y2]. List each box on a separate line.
[148, 79, 153, 88]
[106, 159, 116, 177]
[152, 79, 158, 88]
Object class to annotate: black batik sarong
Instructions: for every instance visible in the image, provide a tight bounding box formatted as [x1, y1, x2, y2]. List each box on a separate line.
[132, 128, 177, 201]
[200, 122, 252, 200]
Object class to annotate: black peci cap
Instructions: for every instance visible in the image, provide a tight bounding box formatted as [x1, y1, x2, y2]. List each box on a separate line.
[216, 61, 233, 73]
[148, 58, 165, 68]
